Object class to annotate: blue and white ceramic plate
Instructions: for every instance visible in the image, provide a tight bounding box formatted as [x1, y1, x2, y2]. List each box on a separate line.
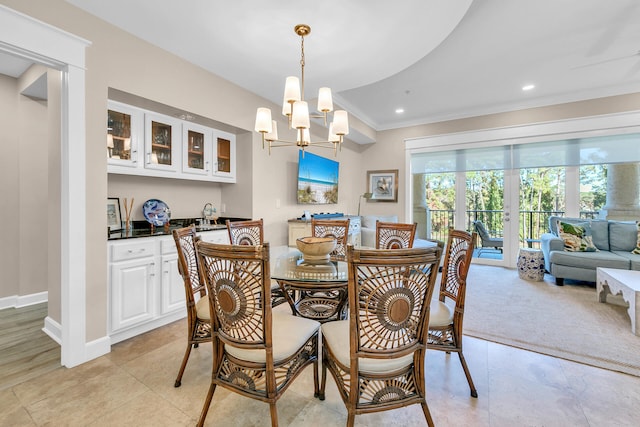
[142, 199, 171, 226]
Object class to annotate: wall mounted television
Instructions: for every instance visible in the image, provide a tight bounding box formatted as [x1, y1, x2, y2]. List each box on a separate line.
[297, 150, 339, 204]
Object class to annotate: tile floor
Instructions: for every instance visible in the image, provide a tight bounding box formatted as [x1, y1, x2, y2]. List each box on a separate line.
[2, 316, 640, 426]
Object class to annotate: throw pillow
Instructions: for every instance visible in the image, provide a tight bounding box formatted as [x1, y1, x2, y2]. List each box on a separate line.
[632, 221, 640, 255]
[556, 220, 599, 252]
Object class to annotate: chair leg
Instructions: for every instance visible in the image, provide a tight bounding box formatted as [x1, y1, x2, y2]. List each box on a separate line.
[269, 403, 278, 427]
[196, 382, 217, 427]
[319, 355, 327, 401]
[313, 359, 320, 398]
[420, 401, 435, 427]
[174, 342, 194, 387]
[346, 412, 356, 427]
[457, 352, 478, 398]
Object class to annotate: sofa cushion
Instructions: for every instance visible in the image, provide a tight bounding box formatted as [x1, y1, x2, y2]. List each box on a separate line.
[632, 221, 640, 255]
[556, 220, 598, 252]
[612, 251, 640, 270]
[588, 220, 610, 251]
[550, 249, 630, 270]
[548, 216, 609, 250]
[361, 215, 398, 229]
[609, 221, 637, 252]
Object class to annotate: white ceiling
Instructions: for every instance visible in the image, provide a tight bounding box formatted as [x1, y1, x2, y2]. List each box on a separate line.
[5, 1, 640, 135]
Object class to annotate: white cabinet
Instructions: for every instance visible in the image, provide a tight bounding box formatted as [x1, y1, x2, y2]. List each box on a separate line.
[144, 112, 181, 173]
[109, 239, 157, 335]
[110, 257, 156, 331]
[107, 101, 143, 169]
[107, 229, 229, 344]
[182, 122, 212, 176]
[160, 238, 186, 315]
[212, 129, 236, 182]
[288, 221, 311, 247]
[287, 216, 361, 247]
[107, 101, 236, 183]
[199, 229, 230, 244]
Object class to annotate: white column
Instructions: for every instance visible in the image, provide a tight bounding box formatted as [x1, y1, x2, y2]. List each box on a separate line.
[599, 162, 640, 220]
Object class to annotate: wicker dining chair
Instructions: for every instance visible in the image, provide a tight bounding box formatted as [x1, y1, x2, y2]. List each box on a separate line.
[311, 218, 350, 260]
[195, 241, 321, 427]
[226, 218, 286, 307]
[320, 245, 443, 427]
[226, 218, 264, 246]
[428, 228, 478, 397]
[375, 220, 417, 249]
[171, 225, 212, 388]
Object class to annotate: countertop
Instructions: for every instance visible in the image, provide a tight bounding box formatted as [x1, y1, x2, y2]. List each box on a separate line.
[107, 217, 245, 240]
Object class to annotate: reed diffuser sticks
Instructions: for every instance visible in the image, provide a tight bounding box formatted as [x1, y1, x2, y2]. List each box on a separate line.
[123, 197, 134, 230]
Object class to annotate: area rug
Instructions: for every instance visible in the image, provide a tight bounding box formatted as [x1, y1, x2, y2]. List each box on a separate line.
[463, 265, 640, 377]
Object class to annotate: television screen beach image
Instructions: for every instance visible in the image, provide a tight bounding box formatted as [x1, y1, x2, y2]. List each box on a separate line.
[297, 150, 339, 204]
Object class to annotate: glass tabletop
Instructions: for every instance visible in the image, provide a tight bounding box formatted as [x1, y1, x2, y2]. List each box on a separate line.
[270, 247, 348, 282]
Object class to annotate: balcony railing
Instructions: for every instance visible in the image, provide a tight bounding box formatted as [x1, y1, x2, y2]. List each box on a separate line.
[425, 209, 599, 247]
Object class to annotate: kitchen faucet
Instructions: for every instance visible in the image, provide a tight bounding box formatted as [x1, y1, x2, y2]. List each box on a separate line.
[203, 203, 213, 224]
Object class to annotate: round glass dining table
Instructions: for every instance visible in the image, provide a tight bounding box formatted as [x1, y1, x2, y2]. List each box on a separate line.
[270, 246, 348, 323]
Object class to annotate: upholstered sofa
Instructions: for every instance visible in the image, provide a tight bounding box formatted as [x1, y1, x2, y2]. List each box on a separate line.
[360, 215, 437, 248]
[540, 216, 640, 285]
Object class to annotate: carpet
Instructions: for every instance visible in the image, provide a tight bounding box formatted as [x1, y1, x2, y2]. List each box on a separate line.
[463, 265, 640, 377]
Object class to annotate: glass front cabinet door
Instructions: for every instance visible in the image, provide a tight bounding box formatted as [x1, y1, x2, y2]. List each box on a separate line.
[144, 112, 180, 172]
[182, 123, 212, 176]
[212, 130, 236, 181]
[107, 101, 142, 168]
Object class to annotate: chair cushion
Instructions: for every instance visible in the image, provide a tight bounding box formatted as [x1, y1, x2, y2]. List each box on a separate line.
[556, 220, 598, 252]
[225, 311, 319, 364]
[195, 296, 211, 321]
[429, 300, 454, 328]
[321, 320, 414, 374]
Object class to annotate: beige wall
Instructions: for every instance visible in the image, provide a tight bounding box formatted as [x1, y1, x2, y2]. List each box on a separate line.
[17, 67, 49, 297]
[0, 66, 56, 301]
[0, 74, 19, 298]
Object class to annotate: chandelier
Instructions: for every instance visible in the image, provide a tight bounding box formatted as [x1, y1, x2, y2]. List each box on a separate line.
[254, 24, 349, 156]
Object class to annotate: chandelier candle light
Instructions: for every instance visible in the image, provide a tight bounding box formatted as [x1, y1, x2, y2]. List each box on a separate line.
[255, 24, 349, 156]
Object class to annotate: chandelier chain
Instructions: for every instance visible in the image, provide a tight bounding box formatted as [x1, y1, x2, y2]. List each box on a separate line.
[300, 35, 306, 100]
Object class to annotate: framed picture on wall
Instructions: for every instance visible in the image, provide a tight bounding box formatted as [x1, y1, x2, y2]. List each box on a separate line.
[367, 169, 398, 202]
[107, 197, 122, 230]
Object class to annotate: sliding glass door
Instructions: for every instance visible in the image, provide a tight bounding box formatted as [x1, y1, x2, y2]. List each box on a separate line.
[409, 124, 640, 268]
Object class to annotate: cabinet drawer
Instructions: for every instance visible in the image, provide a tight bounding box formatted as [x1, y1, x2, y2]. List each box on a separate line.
[161, 237, 177, 255]
[111, 240, 156, 262]
[199, 230, 230, 244]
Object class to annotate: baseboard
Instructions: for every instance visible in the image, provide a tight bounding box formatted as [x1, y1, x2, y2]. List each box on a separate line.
[43, 316, 62, 344]
[85, 336, 111, 362]
[0, 291, 48, 310]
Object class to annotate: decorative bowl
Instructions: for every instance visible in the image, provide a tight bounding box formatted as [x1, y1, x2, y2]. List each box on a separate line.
[296, 236, 337, 262]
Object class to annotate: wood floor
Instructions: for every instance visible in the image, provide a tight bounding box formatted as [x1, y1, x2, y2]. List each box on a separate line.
[0, 303, 60, 391]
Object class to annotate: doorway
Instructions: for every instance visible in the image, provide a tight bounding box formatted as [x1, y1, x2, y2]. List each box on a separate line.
[0, 5, 90, 367]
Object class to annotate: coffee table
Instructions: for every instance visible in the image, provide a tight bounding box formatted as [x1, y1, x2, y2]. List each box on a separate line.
[596, 267, 640, 336]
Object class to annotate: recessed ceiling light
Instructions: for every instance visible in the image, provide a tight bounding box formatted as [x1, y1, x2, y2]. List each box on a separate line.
[395, 108, 405, 114]
[522, 84, 535, 91]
